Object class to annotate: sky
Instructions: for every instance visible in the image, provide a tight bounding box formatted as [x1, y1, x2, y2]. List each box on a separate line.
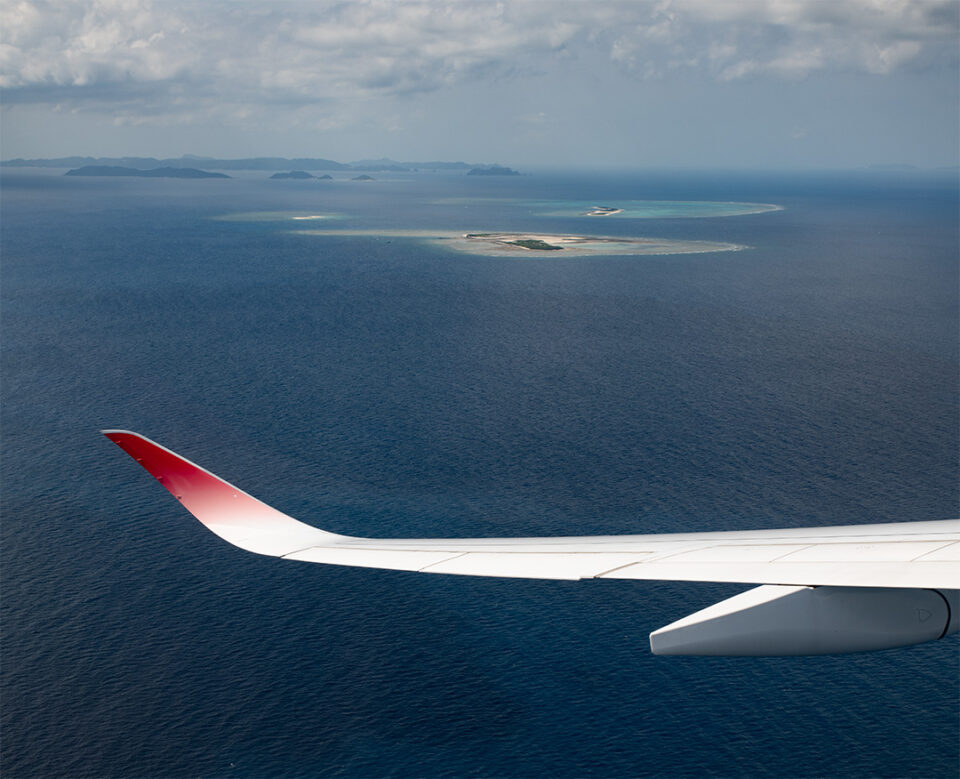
[1, 0, 958, 168]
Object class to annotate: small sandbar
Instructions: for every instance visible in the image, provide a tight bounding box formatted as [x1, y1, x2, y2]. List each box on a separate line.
[293, 228, 443, 238]
[213, 211, 342, 222]
[583, 206, 624, 216]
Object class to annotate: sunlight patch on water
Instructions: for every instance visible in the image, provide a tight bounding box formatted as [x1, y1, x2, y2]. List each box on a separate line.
[213, 211, 343, 222]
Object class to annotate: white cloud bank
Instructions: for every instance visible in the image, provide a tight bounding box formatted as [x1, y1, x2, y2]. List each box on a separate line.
[1, 0, 956, 126]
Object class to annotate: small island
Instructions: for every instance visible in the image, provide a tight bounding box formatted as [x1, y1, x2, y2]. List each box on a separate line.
[351, 174, 375, 181]
[464, 234, 562, 251]
[583, 206, 624, 216]
[467, 165, 520, 176]
[465, 233, 565, 251]
[288, 227, 746, 257]
[64, 165, 229, 179]
[443, 231, 745, 256]
[270, 170, 317, 179]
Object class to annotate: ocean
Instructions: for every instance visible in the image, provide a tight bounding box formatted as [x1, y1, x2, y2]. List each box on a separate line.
[2, 167, 957, 778]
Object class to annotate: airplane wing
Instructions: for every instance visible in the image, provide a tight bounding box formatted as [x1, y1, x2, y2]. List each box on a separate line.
[103, 430, 959, 656]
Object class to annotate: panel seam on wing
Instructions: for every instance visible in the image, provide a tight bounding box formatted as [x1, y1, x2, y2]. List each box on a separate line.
[281, 544, 339, 559]
[417, 553, 469, 572]
[594, 559, 653, 578]
[632, 543, 718, 564]
[769, 544, 815, 561]
[911, 541, 959, 561]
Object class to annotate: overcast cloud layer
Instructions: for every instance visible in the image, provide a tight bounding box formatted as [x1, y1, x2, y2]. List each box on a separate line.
[2, 0, 957, 166]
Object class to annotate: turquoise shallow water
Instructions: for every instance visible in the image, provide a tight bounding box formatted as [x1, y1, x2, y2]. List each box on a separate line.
[531, 198, 781, 218]
[432, 196, 780, 218]
[2, 168, 957, 778]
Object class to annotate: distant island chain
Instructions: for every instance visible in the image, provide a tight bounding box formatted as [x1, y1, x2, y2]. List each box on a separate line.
[4, 155, 522, 178]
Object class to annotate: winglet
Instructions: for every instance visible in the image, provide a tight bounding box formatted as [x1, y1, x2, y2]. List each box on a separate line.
[102, 430, 344, 556]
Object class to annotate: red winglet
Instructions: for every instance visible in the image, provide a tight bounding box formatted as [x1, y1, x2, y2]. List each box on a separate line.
[102, 430, 342, 555]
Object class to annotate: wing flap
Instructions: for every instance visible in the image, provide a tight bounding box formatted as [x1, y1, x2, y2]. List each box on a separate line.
[601, 560, 958, 589]
[283, 547, 464, 572]
[417, 552, 648, 580]
[653, 544, 811, 563]
[282, 547, 649, 579]
[776, 541, 952, 562]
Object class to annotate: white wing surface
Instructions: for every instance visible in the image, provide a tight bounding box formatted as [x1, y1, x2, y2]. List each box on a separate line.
[103, 430, 959, 655]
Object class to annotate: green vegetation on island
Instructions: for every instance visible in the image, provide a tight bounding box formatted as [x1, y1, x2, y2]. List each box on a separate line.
[270, 170, 317, 179]
[64, 165, 229, 178]
[467, 165, 520, 176]
[506, 238, 563, 250]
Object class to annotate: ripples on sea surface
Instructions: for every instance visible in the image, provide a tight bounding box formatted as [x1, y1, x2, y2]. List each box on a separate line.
[2, 169, 958, 778]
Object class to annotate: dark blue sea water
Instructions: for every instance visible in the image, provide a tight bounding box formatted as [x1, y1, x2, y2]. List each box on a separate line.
[2, 168, 958, 778]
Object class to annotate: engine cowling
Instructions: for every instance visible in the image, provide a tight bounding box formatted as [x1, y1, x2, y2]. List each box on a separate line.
[650, 585, 958, 656]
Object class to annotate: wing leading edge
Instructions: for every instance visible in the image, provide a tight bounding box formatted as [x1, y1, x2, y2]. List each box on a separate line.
[103, 430, 960, 655]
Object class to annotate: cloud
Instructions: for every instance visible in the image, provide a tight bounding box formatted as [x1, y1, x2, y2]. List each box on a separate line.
[1, 0, 956, 125]
[0, 0, 194, 89]
[608, 0, 957, 79]
[517, 111, 548, 125]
